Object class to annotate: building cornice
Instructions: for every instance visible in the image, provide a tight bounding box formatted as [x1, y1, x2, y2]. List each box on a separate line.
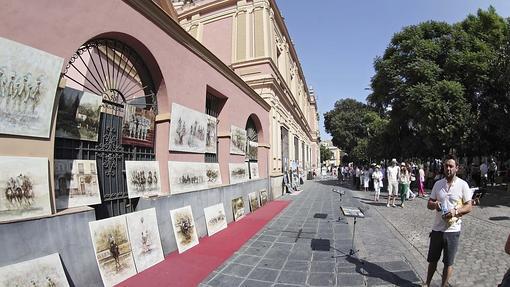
[123, 0, 271, 112]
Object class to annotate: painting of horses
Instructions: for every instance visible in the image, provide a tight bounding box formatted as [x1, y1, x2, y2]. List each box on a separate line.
[203, 203, 227, 236]
[168, 161, 207, 194]
[248, 192, 260, 212]
[55, 87, 102, 141]
[205, 163, 222, 188]
[249, 162, 259, 179]
[205, 115, 217, 154]
[230, 125, 247, 155]
[170, 205, 199, 254]
[231, 196, 245, 221]
[89, 215, 137, 287]
[125, 208, 164, 272]
[260, 189, 268, 206]
[125, 161, 162, 198]
[229, 163, 248, 184]
[121, 104, 155, 147]
[0, 156, 51, 222]
[169, 103, 207, 153]
[54, 159, 101, 209]
[0, 253, 69, 287]
[0, 36, 64, 138]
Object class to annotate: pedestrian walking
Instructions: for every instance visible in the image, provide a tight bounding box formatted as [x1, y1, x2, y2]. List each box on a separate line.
[398, 162, 411, 208]
[480, 160, 488, 187]
[418, 164, 427, 197]
[489, 159, 498, 186]
[424, 154, 473, 287]
[387, 158, 400, 207]
[372, 165, 383, 201]
[363, 167, 370, 192]
[499, 233, 510, 286]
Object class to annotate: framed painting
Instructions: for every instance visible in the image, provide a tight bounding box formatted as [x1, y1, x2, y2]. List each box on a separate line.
[54, 159, 101, 209]
[229, 163, 248, 184]
[203, 203, 227, 236]
[247, 141, 258, 160]
[89, 215, 137, 287]
[0, 253, 69, 286]
[260, 189, 268, 206]
[168, 103, 207, 153]
[0, 36, 64, 138]
[205, 114, 217, 154]
[248, 191, 260, 212]
[55, 87, 102, 141]
[125, 161, 162, 199]
[170, 205, 199, 254]
[231, 196, 245, 221]
[121, 104, 156, 147]
[125, 208, 164, 272]
[205, 163, 222, 188]
[0, 156, 51, 222]
[249, 162, 259, 179]
[168, 161, 207, 194]
[230, 125, 247, 155]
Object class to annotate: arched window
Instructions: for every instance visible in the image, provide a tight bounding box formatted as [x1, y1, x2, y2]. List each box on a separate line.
[54, 39, 157, 219]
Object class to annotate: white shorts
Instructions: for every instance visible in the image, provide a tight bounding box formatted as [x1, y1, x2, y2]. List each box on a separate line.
[388, 181, 398, 196]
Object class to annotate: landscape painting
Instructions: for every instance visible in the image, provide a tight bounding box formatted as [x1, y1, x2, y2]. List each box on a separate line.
[55, 87, 102, 141]
[122, 104, 156, 147]
[168, 161, 207, 194]
[89, 215, 137, 287]
[205, 163, 222, 188]
[249, 162, 259, 179]
[125, 161, 162, 199]
[0, 156, 51, 222]
[230, 125, 247, 155]
[248, 191, 260, 212]
[229, 163, 248, 184]
[203, 203, 227, 236]
[169, 103, 207, 153]
[205, 115, 217, 154]
[260, 189, 268, 206]
[125, 208, 164, 272]
[0, 36, 64, 138]
[231, 196, 245, 221]
[247, 141, 258, 160]
[170, 205, 199, 253]
[54, 159, 101, 209]
[0, 253, 69, 287]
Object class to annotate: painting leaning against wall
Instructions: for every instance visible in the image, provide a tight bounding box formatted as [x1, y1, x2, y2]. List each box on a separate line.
[125, 161, 163, 198]
[205, 114, 217, 154]
[203, 203, 227, 236]
[55, 87, 102, 141]
[0, 36, 64, 138]
[260, 189, 268, 206]
[229, 163, 248, 184]
[170, 205, 199, 254]
[54, 159, 101, 209]
[0, 253, 69, 287]
[204, 162, 222, 188]
[168, 103, 207, 153]
[121, 104, 156, 147]
[230, 125, 247, 155]
[89, 215, 137, 287]
[231, 196, 245, 221]
[0, 156, 51, 222]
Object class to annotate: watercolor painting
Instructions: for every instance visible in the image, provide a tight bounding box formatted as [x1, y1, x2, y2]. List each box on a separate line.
[248, 191, 260, 212]
[54, 159, 101, 209]
[204, 163, 222, 188]
[0, 36, 64, 138]
[55, 87, 102, 141]
[0, 156, 51, 222]
[125, 161, 162, 199]
[89, 215, 137, 287]
[229, 163, 248, 184]
[168, 161, 207, 194]
[247, 141, 258, 160]
[249, 162, 259, 179]
[260, 189, 268, 206]
[170, 205, 199, 253]
[125, 208, 164, 272]
[230, 125, 247, 155]
[169, 103, 207, 153]
[203, 203, 227, 236]
[205, 114, 217, 154]
[231, 196, 245, 221]
[0, 253, 69, 287]
[122, 104, 156, 147]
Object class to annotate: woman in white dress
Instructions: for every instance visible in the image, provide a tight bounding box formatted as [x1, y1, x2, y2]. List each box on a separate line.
[363, 167, 370, 192]
[372, 165, 383, 201]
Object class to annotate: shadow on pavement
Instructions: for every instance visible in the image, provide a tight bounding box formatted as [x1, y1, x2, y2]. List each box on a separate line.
[476, 185, 510, 209]
[345, 256, 421, 287]
[315, 179, 342, 187]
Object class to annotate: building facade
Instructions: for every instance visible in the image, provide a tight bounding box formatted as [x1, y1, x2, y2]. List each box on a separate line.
[0, 1, 274, 286]
[321, 140, 343, 167]
[172, 0, 321, 198]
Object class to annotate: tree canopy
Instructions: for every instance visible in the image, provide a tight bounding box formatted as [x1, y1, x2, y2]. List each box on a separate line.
[325, 7, 510, 161]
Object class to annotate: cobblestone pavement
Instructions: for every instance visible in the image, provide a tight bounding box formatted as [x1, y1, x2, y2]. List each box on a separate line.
[345, 180, 510, 287]
[200, 178, 425, 287]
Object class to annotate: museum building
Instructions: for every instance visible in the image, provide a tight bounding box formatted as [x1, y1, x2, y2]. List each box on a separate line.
[0, 0, 283, 286]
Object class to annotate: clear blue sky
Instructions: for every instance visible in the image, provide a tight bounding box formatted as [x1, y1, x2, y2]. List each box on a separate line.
[276, 0, 510, 141]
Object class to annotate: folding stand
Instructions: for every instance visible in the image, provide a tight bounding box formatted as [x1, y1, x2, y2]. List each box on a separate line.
[340, 206, 365, 257]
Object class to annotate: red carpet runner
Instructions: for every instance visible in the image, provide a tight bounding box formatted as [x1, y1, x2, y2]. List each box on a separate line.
[118, 200, 290, 287]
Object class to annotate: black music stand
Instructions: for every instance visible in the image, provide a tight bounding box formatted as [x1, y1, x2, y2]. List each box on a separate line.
[341, 206, 365, 256]
[332, 189, 348, 224]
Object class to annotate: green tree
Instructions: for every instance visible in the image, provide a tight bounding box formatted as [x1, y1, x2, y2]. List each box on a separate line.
[320, 144, 333, 164]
